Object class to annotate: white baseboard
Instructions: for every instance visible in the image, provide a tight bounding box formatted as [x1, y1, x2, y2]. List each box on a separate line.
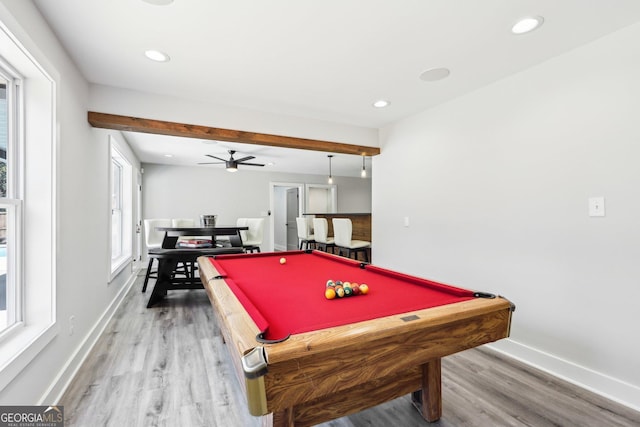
[274, 244, 287, 251]
[487, 339, 640, 412]
[39, 270, 138, 405]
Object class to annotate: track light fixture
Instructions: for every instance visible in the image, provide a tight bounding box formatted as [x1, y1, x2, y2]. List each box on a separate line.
[327, 155, 334, 184]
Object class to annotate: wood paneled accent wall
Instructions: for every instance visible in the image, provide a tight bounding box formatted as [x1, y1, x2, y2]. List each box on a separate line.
[307, 213, 372, 241]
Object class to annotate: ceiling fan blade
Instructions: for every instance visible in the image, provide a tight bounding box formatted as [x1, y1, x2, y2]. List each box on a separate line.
[234, 155, 255, 163]
[206, 154, 227, 161]
[201, 152, 263, 168]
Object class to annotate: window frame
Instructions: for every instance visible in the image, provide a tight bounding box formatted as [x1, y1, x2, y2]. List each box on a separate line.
[108, 136, 133, 280]
[0, 18, 57, 392]
[111, 156, 123, 260]
[0, 58, 24, 336]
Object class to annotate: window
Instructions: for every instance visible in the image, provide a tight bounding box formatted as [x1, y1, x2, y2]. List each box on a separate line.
[109, 138, 132, 279]
[111, 158, 123, 259]
[0, 20, 56, 390]
[0, 66, 22, 334]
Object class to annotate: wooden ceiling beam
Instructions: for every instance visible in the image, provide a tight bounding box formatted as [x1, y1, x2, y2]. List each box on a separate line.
[88, 112, 380, 156]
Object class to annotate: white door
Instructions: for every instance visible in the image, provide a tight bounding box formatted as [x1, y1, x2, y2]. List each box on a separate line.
[286, 188, 299, 250]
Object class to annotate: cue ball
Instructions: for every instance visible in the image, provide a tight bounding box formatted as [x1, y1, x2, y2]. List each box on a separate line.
[279, 257, 286, 264]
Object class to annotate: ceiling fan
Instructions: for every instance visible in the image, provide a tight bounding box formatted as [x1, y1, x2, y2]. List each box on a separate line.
[198, 150, 265, 172]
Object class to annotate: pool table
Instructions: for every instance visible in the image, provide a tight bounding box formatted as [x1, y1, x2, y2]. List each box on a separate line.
[197, 250, 514, 426]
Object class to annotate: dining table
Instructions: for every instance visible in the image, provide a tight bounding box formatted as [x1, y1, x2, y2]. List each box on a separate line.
[156, 225, 249, 248]
[146, 225, 249, 308]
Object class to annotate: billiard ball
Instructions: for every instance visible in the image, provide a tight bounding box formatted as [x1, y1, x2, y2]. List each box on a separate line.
[335, 287, 345, 298]
[325, 288, 336, 300]
[352, 284, 360, 295]
[359, 284, 369, 294]
[344, 287, 353, 297]
[279, 257, 286, 264]
[326, 280, 335, 287]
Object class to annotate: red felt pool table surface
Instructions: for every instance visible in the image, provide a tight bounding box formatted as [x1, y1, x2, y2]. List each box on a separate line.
[208, 250, 476, 341]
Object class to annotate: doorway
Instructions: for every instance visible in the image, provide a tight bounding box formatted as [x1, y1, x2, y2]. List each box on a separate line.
[269, 182, 305, 252]
[285, 189, 299, 250]
[305, 184, 337, 213]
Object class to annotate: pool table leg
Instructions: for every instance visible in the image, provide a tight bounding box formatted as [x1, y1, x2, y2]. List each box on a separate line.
[411, 358, 442, 422]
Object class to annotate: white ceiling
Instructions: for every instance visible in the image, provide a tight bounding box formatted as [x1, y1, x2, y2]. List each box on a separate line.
[123, 131, 370, 177]
[33, 0, 640, 176]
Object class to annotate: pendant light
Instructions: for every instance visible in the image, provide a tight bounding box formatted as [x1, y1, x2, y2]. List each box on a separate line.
[361, 155, 367, 178]
[327, 155, 334, 184]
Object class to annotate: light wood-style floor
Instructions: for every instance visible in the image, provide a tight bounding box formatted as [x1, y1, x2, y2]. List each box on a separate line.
[60, 274, 640, 427]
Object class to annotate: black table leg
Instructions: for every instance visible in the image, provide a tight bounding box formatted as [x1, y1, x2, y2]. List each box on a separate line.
[146, 258, 178, 308]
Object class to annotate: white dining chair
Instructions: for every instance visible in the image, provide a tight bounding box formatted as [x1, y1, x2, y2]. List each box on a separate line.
[332, 218, 370, 262]
[142, 218, 172, 292]
[171, 218, 199, 241]
[296, 217, 315, 250]
[237, 218, 265, 253]
[312, 218, 336, 254]
[171, 218, 195, 227]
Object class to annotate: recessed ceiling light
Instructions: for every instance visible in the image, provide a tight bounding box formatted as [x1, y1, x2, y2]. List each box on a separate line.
[419, 67, 450, 82]
[141, 0, 174, 5]
[164, 154, 173, 157]
[144, 49, 170, 62]
[511, 16, 544, 34]
[373, 100, 390, 108]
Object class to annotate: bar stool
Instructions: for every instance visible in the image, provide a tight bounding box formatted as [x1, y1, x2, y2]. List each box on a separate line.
[332, 218, 370, 262]
[312, 218, 336, 254]
[296, 217, 315, 250]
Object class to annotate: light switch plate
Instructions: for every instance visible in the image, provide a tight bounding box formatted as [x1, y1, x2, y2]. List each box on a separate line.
[588, 197, 605, 217]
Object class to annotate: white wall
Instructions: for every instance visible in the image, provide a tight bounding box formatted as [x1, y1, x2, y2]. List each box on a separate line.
[141, 164, 371, 253]
[0, 1, 140, 404]
[374, 23, 640, 409]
